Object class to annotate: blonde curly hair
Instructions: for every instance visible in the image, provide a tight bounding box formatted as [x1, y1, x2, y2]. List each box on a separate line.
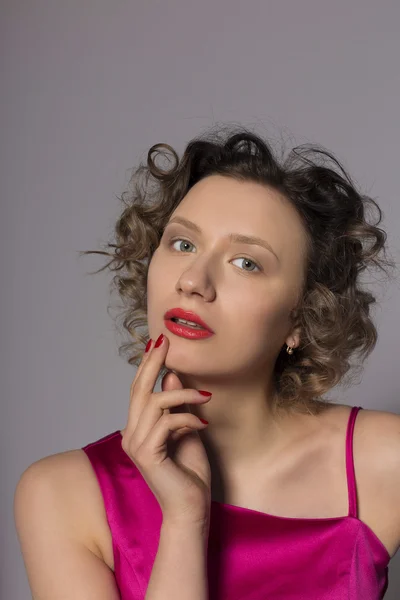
[79, 124, 397, 415]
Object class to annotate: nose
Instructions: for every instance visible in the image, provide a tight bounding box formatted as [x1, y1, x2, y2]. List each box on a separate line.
[175, 256, 216, 301]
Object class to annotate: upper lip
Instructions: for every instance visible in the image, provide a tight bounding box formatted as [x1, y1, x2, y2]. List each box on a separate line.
[164, 308, 214, 333]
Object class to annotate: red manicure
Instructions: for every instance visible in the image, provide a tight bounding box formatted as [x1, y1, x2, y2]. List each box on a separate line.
[155, 333, 164, 348]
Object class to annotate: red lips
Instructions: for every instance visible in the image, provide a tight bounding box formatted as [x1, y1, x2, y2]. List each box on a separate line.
[164, 308, 214, 333]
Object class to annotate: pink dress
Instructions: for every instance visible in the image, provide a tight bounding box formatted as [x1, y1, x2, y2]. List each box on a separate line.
[82, 406, 390, 599]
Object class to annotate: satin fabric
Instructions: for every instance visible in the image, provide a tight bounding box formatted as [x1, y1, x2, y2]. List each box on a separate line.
[82, 406, 390, 599]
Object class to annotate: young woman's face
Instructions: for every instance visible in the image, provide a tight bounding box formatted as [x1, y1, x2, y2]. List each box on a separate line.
[146, 174, 308, 382]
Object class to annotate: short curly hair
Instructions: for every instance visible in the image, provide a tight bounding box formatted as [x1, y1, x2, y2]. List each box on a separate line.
[80, 124, 397, 415]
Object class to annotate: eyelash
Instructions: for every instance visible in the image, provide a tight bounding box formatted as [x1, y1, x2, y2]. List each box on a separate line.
[167, 237, 263, 273]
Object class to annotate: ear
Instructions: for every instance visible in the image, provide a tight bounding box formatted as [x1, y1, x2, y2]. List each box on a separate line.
[285, 325, 302, 350]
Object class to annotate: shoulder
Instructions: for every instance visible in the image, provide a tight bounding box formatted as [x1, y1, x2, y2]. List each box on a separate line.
[354, 404, 400, 436]
[14, 448, 110, 563]
[352, 407, 400, 555]
[354, 407, 400, 470]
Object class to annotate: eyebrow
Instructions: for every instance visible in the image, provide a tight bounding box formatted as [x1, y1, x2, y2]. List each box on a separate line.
[165, 216, 280, 263]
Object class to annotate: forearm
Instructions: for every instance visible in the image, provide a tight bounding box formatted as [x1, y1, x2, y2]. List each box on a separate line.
[144, 520, 210, 600]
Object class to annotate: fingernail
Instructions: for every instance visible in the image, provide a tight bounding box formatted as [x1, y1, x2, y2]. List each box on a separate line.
[155, 333, 164, 348]
[198, 390, 212, 397]
[145, 339, 153, 353]
[200, 418, 209, 424]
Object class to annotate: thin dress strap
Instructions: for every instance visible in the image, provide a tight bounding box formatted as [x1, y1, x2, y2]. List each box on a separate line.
[346, 406, 363, 518]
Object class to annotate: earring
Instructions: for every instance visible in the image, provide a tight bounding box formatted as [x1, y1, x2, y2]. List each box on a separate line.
[286, 344, 294, 355]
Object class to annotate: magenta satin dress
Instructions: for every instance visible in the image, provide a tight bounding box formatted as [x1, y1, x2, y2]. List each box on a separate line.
[82, 406, 390, 599]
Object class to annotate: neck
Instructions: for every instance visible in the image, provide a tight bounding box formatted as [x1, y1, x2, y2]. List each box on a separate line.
[176, 370, 303, 473]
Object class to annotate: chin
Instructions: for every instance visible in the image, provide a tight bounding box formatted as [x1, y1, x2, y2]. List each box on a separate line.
[164, 350, 201, 376]
[163, 351, 186, 373]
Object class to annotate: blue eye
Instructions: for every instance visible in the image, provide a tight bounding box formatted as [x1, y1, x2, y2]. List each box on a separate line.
[231, 257, 261, 272]
[171, 239, 194, 253]
[169, 238, 262, 273]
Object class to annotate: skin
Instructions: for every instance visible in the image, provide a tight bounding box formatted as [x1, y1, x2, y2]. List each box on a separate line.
[13, 175, 400, 599]
[145, 174, 320, 489]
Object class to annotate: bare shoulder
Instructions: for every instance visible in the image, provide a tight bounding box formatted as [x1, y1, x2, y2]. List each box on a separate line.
[15, 448, 114, 568]
[351, 406, 400, 558]
[353, 406, 400, 481]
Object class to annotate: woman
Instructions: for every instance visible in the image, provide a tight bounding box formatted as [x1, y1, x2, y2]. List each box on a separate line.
[14, 126, 400, 599]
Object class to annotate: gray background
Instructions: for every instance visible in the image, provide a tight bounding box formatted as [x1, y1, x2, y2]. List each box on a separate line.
[2, 1, 400, 597]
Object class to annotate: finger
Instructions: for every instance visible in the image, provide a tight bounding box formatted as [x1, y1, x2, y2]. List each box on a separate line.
[129, 338, 154, 396]
[159, 369, 186, 420]
[125, 333, 170, 433]
[120, 339, 154, 439]
[134, 412, 208, 467]
[130, 388, 211, 448]
[133, 333, 170, 397]
[169, 426, 199, 444]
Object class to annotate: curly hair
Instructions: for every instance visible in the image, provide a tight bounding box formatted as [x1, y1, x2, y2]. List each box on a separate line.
[79, 124, 397, 416]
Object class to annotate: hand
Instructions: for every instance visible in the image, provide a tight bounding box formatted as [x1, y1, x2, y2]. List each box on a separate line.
[120, 333, 212, 528]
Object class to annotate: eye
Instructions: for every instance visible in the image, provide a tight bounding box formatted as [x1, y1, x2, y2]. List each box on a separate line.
[231, 257, 261, 273]
[170, 238, 195, 254]
[169, 238, 262, 273]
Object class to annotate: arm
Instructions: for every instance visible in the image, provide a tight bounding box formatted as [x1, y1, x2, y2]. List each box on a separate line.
[145, 520, 209, 600]
[14, 457, 121, 599]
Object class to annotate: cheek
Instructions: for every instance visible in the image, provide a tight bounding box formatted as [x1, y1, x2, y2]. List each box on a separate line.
[146, 254, 168, 294]
[233, 293, 291, 336]
[146, 259, 161, 313]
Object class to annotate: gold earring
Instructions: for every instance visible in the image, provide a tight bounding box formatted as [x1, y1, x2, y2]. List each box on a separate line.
[286, 344, 294, 355]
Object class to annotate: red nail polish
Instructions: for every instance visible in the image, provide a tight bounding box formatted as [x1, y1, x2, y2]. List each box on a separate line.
[145, 339, 152, 353]
[198, 390, 212, 396]
[200, 418, 209, 424]
[155, 333, 164, 348]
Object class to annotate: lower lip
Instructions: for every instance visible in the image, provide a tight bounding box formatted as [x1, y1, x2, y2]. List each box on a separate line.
[164, 319, 214, 339]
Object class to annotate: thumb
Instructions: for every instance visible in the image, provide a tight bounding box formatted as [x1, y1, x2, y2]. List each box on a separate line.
[161, 370, 184, 392]
[161, 371, 189, 416]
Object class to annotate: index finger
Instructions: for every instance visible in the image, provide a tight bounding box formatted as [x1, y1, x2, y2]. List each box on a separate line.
[127, 333, 169, 426]
[129, 337, 154, 396]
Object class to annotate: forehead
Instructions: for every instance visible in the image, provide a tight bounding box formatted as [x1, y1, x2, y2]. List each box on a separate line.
[171, 175, 308, 262]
